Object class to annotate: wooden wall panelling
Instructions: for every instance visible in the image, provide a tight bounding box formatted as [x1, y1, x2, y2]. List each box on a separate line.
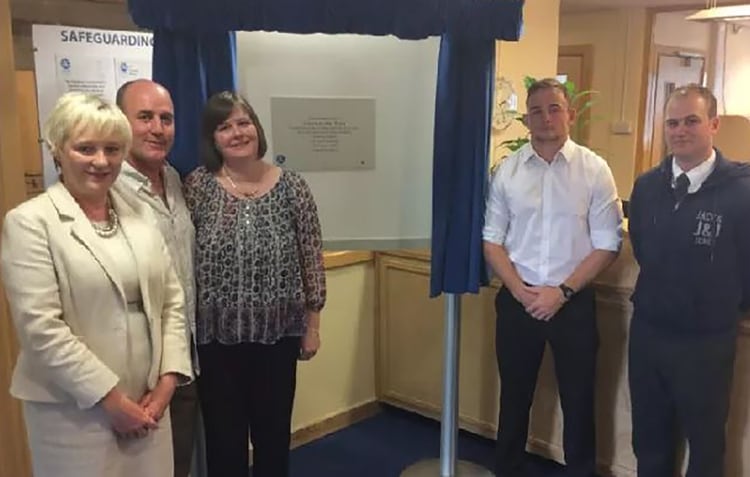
[0, 0, 32, 475]
[15, 70, 44, 197]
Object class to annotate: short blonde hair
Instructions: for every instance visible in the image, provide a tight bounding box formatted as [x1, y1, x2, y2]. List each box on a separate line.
[42, 92, 132, 157]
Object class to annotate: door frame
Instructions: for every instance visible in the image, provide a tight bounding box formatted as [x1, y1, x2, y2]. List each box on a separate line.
[634, 3, 722, 178]
[558, 44, 594, 145]
[639, 44, 706, 172]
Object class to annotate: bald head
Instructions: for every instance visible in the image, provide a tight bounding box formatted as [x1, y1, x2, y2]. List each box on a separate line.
[117, 79, 175, 170]
[116, 79, 172, 114]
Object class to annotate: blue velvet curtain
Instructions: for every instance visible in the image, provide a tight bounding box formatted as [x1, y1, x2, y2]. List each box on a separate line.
[129, 0, 523, 294]
[129, 0, 523, 40]
[429, 34, 495, 296]
[152, 30, 237, 177]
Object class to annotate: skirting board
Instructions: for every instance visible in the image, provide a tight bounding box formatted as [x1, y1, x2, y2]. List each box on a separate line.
[290, 400, 382, 449]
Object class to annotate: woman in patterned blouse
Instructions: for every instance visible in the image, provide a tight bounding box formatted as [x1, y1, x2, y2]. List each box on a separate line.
[184, 91, 326, 477]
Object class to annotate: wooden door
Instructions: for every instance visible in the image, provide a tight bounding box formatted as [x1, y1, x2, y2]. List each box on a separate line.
[558, 45, 593, 145]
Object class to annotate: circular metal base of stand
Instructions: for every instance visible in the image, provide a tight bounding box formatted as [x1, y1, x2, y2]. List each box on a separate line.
[400, 459, 494, 477]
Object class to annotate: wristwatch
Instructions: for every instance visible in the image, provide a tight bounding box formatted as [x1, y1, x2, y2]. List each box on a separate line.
[559, 283, 575, 301]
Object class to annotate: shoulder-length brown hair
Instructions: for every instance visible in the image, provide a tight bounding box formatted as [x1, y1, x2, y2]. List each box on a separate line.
[200, 91, 268, 172]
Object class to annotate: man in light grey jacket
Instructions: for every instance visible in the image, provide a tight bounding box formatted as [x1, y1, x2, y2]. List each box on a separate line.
[115, 79, 199, 477]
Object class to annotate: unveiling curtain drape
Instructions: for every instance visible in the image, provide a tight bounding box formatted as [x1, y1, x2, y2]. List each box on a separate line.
[429, 34, 495, 296]
[128, 0, 523, 294]
[152, 30, 237, 177]
[129, 0, 523, 40]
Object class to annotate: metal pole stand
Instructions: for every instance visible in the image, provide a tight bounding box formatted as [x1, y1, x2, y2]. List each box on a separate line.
[400, 293, 494, 477]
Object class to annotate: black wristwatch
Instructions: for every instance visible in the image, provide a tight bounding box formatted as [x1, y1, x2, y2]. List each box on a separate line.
[559, 283, 575, 301]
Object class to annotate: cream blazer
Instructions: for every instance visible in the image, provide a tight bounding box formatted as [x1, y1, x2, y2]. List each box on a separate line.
[0, 182, 192, 410]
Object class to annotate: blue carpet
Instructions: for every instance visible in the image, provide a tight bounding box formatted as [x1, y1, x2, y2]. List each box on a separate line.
[287, 405, 567, 477]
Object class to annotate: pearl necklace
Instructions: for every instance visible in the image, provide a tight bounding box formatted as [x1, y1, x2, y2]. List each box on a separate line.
[91, 205, 120, 238]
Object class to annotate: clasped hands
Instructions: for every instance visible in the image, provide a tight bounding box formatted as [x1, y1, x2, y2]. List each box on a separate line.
[512, 284, 566, 321]
[101, 373, 178, 440]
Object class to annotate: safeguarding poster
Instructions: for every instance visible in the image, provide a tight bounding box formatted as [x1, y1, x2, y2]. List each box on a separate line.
[33, 25, 153, 186]
[115, 58, 152, 89]
[54, 54, 116, 98]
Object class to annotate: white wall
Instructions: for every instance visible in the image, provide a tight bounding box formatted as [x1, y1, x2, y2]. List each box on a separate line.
[236, 32, 438, 249]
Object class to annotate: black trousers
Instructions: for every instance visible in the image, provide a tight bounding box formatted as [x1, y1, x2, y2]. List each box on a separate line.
[197, 338, 300, 477]
[629, 317, 737, 477]
[494, 286, 598, 477]
[170, 380, 199, 477]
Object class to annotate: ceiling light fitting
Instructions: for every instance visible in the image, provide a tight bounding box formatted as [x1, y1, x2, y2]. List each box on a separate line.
[686, 4, 750, 23]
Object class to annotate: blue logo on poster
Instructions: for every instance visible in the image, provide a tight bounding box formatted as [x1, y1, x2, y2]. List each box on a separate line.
[275, 155, 286, 165]
[120, 62, 128, 73]
[60, 58, 71, 70]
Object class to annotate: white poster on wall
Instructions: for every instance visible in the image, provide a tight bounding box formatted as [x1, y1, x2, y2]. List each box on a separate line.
[115, 58, 153, 90]
[33, 25, 153, 186]
[54, 54, 116, 98]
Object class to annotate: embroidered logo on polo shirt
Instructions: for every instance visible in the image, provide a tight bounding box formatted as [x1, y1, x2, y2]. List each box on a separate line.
[693, 210, 723, 246]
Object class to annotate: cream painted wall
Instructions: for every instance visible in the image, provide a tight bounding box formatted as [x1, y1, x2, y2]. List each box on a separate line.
[649, 13, 750, 148]
[292, 263, 377, 431]
[723, 26, 750, 116]
[653, 11, 710, 52]
[559, 8, 648, 198]
[492, 0, 560, 166]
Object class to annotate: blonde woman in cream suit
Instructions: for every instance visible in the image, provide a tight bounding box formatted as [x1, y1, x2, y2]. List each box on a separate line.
[0, 92, 192, 477]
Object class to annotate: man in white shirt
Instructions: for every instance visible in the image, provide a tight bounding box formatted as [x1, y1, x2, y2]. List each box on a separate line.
[483, 78, 623, 477]
[115, 79, 199, 477]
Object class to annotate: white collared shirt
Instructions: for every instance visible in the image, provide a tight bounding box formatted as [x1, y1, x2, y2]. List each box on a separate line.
[483, 139, 623, 286]
[672, 149, 716, 194]
[116, 161, 198, 370]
